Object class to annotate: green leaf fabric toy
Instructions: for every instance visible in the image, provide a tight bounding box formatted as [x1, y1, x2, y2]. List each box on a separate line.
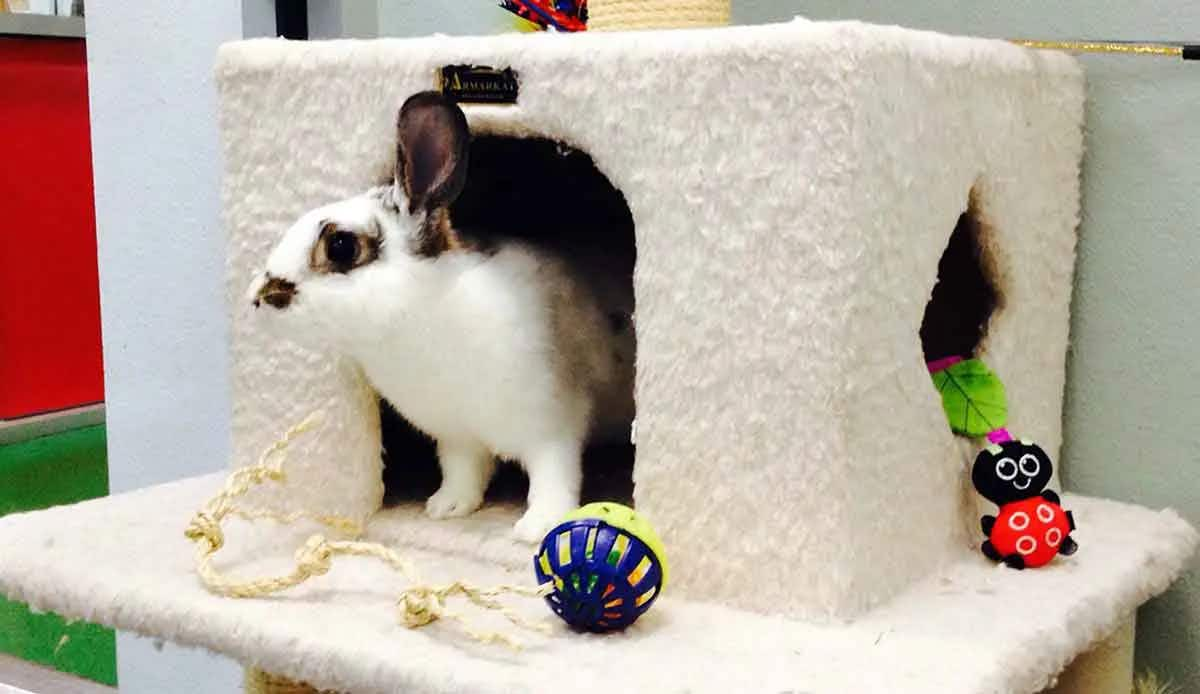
[928, 357, 1007, 437]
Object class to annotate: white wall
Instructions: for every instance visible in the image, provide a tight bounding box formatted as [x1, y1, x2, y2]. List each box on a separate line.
[86, 1, 260, 690]
[88, 0, 236, 494]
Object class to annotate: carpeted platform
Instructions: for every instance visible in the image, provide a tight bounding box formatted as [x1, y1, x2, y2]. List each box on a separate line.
[0, 474, 1192, 693]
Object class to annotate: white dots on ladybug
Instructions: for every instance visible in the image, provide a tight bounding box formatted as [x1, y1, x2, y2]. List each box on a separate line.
[1019, 454, 1041, 477]
[1016, 536, 1038, 555]
[1036, 503, 1055, 523]
[1008, 511, 1030, 531]
[1046, 528, 1063, 547]
[996, 458, 1018, 481]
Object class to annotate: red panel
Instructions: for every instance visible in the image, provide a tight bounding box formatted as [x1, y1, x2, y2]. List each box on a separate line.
[0, 37, 104, 418]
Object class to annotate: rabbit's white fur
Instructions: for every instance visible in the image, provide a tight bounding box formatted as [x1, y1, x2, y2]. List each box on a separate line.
[248, 99, 633, 542]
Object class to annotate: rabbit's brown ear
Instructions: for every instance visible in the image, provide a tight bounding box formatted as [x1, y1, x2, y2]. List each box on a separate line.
[396, 91, 470, 215]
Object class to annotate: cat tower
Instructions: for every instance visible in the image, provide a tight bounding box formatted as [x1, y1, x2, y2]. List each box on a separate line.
[0, 2, 1195, 692]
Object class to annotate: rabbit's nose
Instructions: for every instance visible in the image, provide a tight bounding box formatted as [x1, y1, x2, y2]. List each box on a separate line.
[254, 276, 297, 309]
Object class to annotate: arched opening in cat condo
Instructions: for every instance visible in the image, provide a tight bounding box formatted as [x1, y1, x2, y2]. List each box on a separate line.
[920, 189, 1002, 363]
[379, 133, 639, 513]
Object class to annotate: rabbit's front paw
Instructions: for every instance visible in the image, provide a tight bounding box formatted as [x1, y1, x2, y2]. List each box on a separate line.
[513, 501, 573, 543]
[425, 484, 484, 519]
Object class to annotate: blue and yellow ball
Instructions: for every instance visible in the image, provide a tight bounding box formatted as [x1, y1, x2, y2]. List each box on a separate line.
[533, 502, 668, 632]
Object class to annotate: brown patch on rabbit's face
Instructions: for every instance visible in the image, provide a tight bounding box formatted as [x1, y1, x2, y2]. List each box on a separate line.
[310, 220, 381, 274]
[254, 276, 298, 309]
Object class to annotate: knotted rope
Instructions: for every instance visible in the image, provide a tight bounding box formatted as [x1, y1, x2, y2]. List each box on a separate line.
[185, 412, 553, 650]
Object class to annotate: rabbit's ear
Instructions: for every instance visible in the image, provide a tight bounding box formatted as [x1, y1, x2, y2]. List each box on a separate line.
[396, 92, 470, 214]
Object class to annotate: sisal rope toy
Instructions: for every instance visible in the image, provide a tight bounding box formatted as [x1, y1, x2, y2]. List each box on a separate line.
[184, 412, 553, 650]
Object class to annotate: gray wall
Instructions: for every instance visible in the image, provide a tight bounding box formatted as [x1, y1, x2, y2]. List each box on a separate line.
[375, 0, 510, 36]
[737, 2, 1199, 686]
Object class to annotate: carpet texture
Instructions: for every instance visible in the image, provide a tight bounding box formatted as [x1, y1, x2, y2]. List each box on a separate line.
[0, 474, 1193, 693]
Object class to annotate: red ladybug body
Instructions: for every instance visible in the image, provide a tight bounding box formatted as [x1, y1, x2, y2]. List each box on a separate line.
[989, 497, 1072, 569]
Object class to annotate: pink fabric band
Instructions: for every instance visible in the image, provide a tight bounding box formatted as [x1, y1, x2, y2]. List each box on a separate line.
[926, 355, 964, 374]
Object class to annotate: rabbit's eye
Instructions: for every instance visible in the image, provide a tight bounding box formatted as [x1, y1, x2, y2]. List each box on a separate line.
[311, 221, 380, 274]
[326, 231, 360, 269]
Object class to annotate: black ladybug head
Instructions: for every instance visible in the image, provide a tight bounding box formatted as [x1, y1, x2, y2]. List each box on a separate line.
[972, 440, 1053, 505]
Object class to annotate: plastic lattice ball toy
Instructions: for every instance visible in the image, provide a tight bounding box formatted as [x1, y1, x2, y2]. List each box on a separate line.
[533, 502, 668, 632]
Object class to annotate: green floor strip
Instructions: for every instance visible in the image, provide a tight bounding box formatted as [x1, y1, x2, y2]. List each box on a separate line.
[0, 424, 116, 686]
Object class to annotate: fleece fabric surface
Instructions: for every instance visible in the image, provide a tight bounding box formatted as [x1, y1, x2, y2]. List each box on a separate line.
[219, 19, 1085, 621]
[0, 475, 1193, 694]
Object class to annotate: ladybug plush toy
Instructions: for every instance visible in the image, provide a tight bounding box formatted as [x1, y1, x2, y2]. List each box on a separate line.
[972, 440, 1078, 569]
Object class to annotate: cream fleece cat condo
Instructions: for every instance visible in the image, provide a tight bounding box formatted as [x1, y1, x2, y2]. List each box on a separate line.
[0, 8, 1196, 694]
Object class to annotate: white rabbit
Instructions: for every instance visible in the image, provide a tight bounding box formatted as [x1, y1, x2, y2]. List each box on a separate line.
[247, 92, 634, 542]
